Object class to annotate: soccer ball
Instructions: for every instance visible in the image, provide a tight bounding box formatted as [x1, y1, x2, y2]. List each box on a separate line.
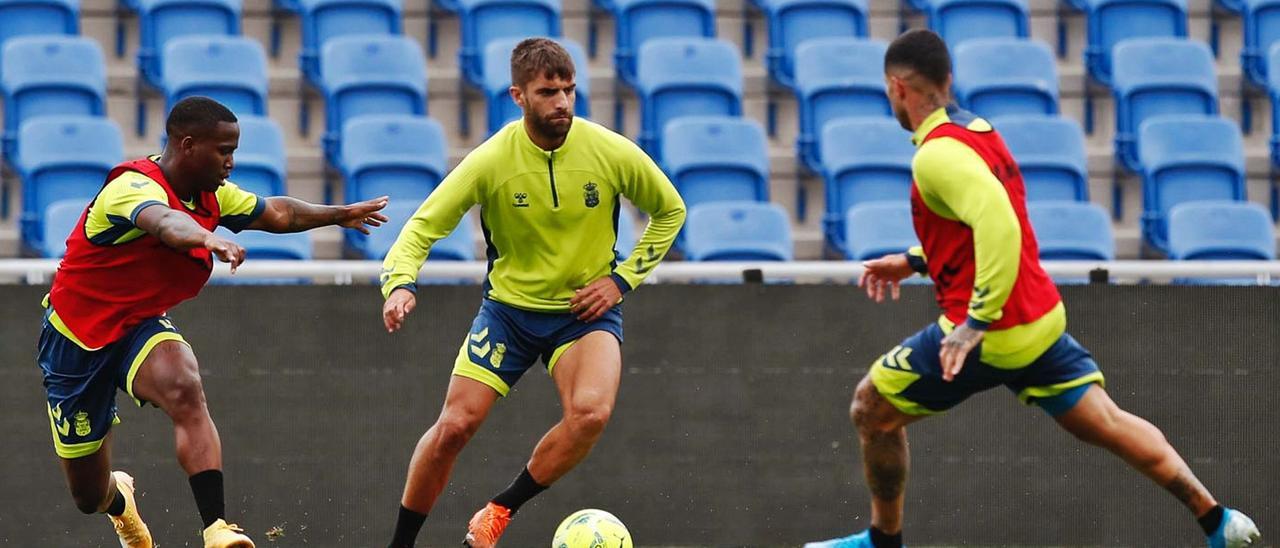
[551, 508, 633, 548]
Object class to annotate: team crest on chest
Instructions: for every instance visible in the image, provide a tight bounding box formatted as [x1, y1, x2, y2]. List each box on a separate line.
[583, 182, 599, 208]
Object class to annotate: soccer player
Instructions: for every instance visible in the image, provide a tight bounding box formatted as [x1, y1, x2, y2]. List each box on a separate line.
[36, 96, 389, 548]
[804, 29, 1262, 548]
[379, 38, 685, 548]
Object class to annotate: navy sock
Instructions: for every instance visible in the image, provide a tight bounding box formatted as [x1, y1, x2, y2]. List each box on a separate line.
[869, 526, 902, 548]
[490, 468, 548, 514]
[188, 470, 225, 528]
[389, 505, 427, 548]
[1198, 505, 1225, 536]
[104, 485, 126, 517]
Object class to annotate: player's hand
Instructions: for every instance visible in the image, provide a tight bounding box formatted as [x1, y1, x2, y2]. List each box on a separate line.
[383, 288, 417, 333]
[939, 322, 984, 382]
[570, 277, 623, 322]
[859, 253, 915, 303]
[337, 196, 390, 235]
[204, 233, 246, 273]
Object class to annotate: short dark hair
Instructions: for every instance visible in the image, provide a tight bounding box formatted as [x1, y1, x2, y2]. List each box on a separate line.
[165, 96, 237, 139]
[510, 38, 575, 88]
[884, 28, 952, 87]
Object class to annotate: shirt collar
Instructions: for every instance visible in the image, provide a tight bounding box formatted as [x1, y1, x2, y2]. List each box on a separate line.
[911, 107, 951, 147]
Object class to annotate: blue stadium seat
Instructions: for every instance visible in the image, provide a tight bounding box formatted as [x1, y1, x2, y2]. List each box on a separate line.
[1138, 115, 1245, 253]
[298, 0, 402, 87]
[615, 207, 637, 261]
[1083, 0, 1187, 85]
[340, 115, 447, 205]
[635, 38, 743, 161]
[1269, 42, 1280, 211]
[661, 116, 769, 211]
[319, 35, 428, 163]
[755, 0, 867, 89]
[38, 198, 84, 258]
[1026, 201, 1115, 260]
[481, 37, 590, 135]
[230, 116, 286, 197]
[458, 0, 562, 87]
[953, 38, 1058, 120]
[136, 0, 241, 89]
[1242, 0, 1280, 87]
[1111, 37, 1217, 173]
[923, 0, 1030, 50]
[1, 36, 106, 161]
[793, 38, 890, 173]
[217, 226, 313, 260]
[162, 36, 268, 117]
[995, 116, 1088, 202]
[684, 201, 793, 261]
[844, 202, 918, 260]
[819, 118, 914, 254]
[0, 0, 78, 76]
[611, 0, 715, 87]
[361, 201, 476, 260]
[17, 116, 122, 252]
[1167, 201, 1276, 260]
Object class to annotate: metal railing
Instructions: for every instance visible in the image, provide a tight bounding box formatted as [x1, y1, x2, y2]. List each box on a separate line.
[2, 259, 1278, 285]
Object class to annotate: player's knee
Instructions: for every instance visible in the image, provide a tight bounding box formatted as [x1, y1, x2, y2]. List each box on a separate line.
[565, 405, 611, 439]
[851, 380, 890, 434]
[433, 416, 481, 454]
[160, 361, 207, 417]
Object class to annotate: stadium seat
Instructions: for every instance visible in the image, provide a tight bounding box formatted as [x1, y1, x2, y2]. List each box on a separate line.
[38, 198, 85, 258]
[0, 0, 78, 76]
[360, 201, 476, 260]
[684, 202, 793, 261]
[217, 226, 312, 260]
[1083, 0, 1187, 85]
[615, 207, 637, 261]
[481, 37, 590, 135]
[843, 202, 919, 261]
[953, 38, 1058, 120]
[995, 116, 1088, 202]
[230, 116, 286, 197]
[793, 37, 890, 173]
[1138, 115, 1245, 253]
[1026, 201, 1115, 260]
[136, 0, 241, 89]
[1242, 0, 1280, 87]
[1, 36, 106, 161]
[318, 35, 428, 163]
[1167, 201, 1276, 260]
[162, 36, 268, 117]
[340, 115, 447, 207]
[635, 38, 743, 161]
[755, 0, 868, 89]
[458, 0, 562, 87]
[661, 116, 769, 211]
[611, 0, 715, 87]
[819, 118, 914, 254]
[297, 0, 402, 87]
[1111, 37, 1217, 173]
[922, 0, 1030, 50]
[1269, 42, 1280, 202]
[16, 116, 122, 252]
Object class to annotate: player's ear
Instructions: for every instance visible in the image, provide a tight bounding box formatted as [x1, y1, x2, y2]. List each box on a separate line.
[509, 85, 525, 110]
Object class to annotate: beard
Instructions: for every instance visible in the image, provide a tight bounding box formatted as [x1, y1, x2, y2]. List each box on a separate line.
[528, 110, 573, 142]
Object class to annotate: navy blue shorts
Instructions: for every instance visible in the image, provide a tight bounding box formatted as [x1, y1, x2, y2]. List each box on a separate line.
[451, 299, 623, 396]
[869, 322, 1104, 416]
[37, 309, 186, 458]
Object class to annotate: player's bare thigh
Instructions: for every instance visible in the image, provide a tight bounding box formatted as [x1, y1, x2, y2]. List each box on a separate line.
[129, 340, 203, 410]
[549, 331, 622, 413]
[852, 375, 926, 433]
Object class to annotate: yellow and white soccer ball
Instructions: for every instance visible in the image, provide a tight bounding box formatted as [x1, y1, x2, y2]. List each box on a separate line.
[551, 508, 633, 548]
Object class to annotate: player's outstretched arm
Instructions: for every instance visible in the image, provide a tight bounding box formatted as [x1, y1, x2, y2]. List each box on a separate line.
[135, 203, 247, 271]
[247, 195, 389, 234]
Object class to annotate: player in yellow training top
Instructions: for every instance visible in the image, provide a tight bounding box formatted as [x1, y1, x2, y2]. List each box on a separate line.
[379, 38, 686, 548]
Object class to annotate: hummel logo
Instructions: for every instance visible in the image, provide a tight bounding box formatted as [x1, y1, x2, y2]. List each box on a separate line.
[513, 192, 530, 208]
[130, 181, 149, 189]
